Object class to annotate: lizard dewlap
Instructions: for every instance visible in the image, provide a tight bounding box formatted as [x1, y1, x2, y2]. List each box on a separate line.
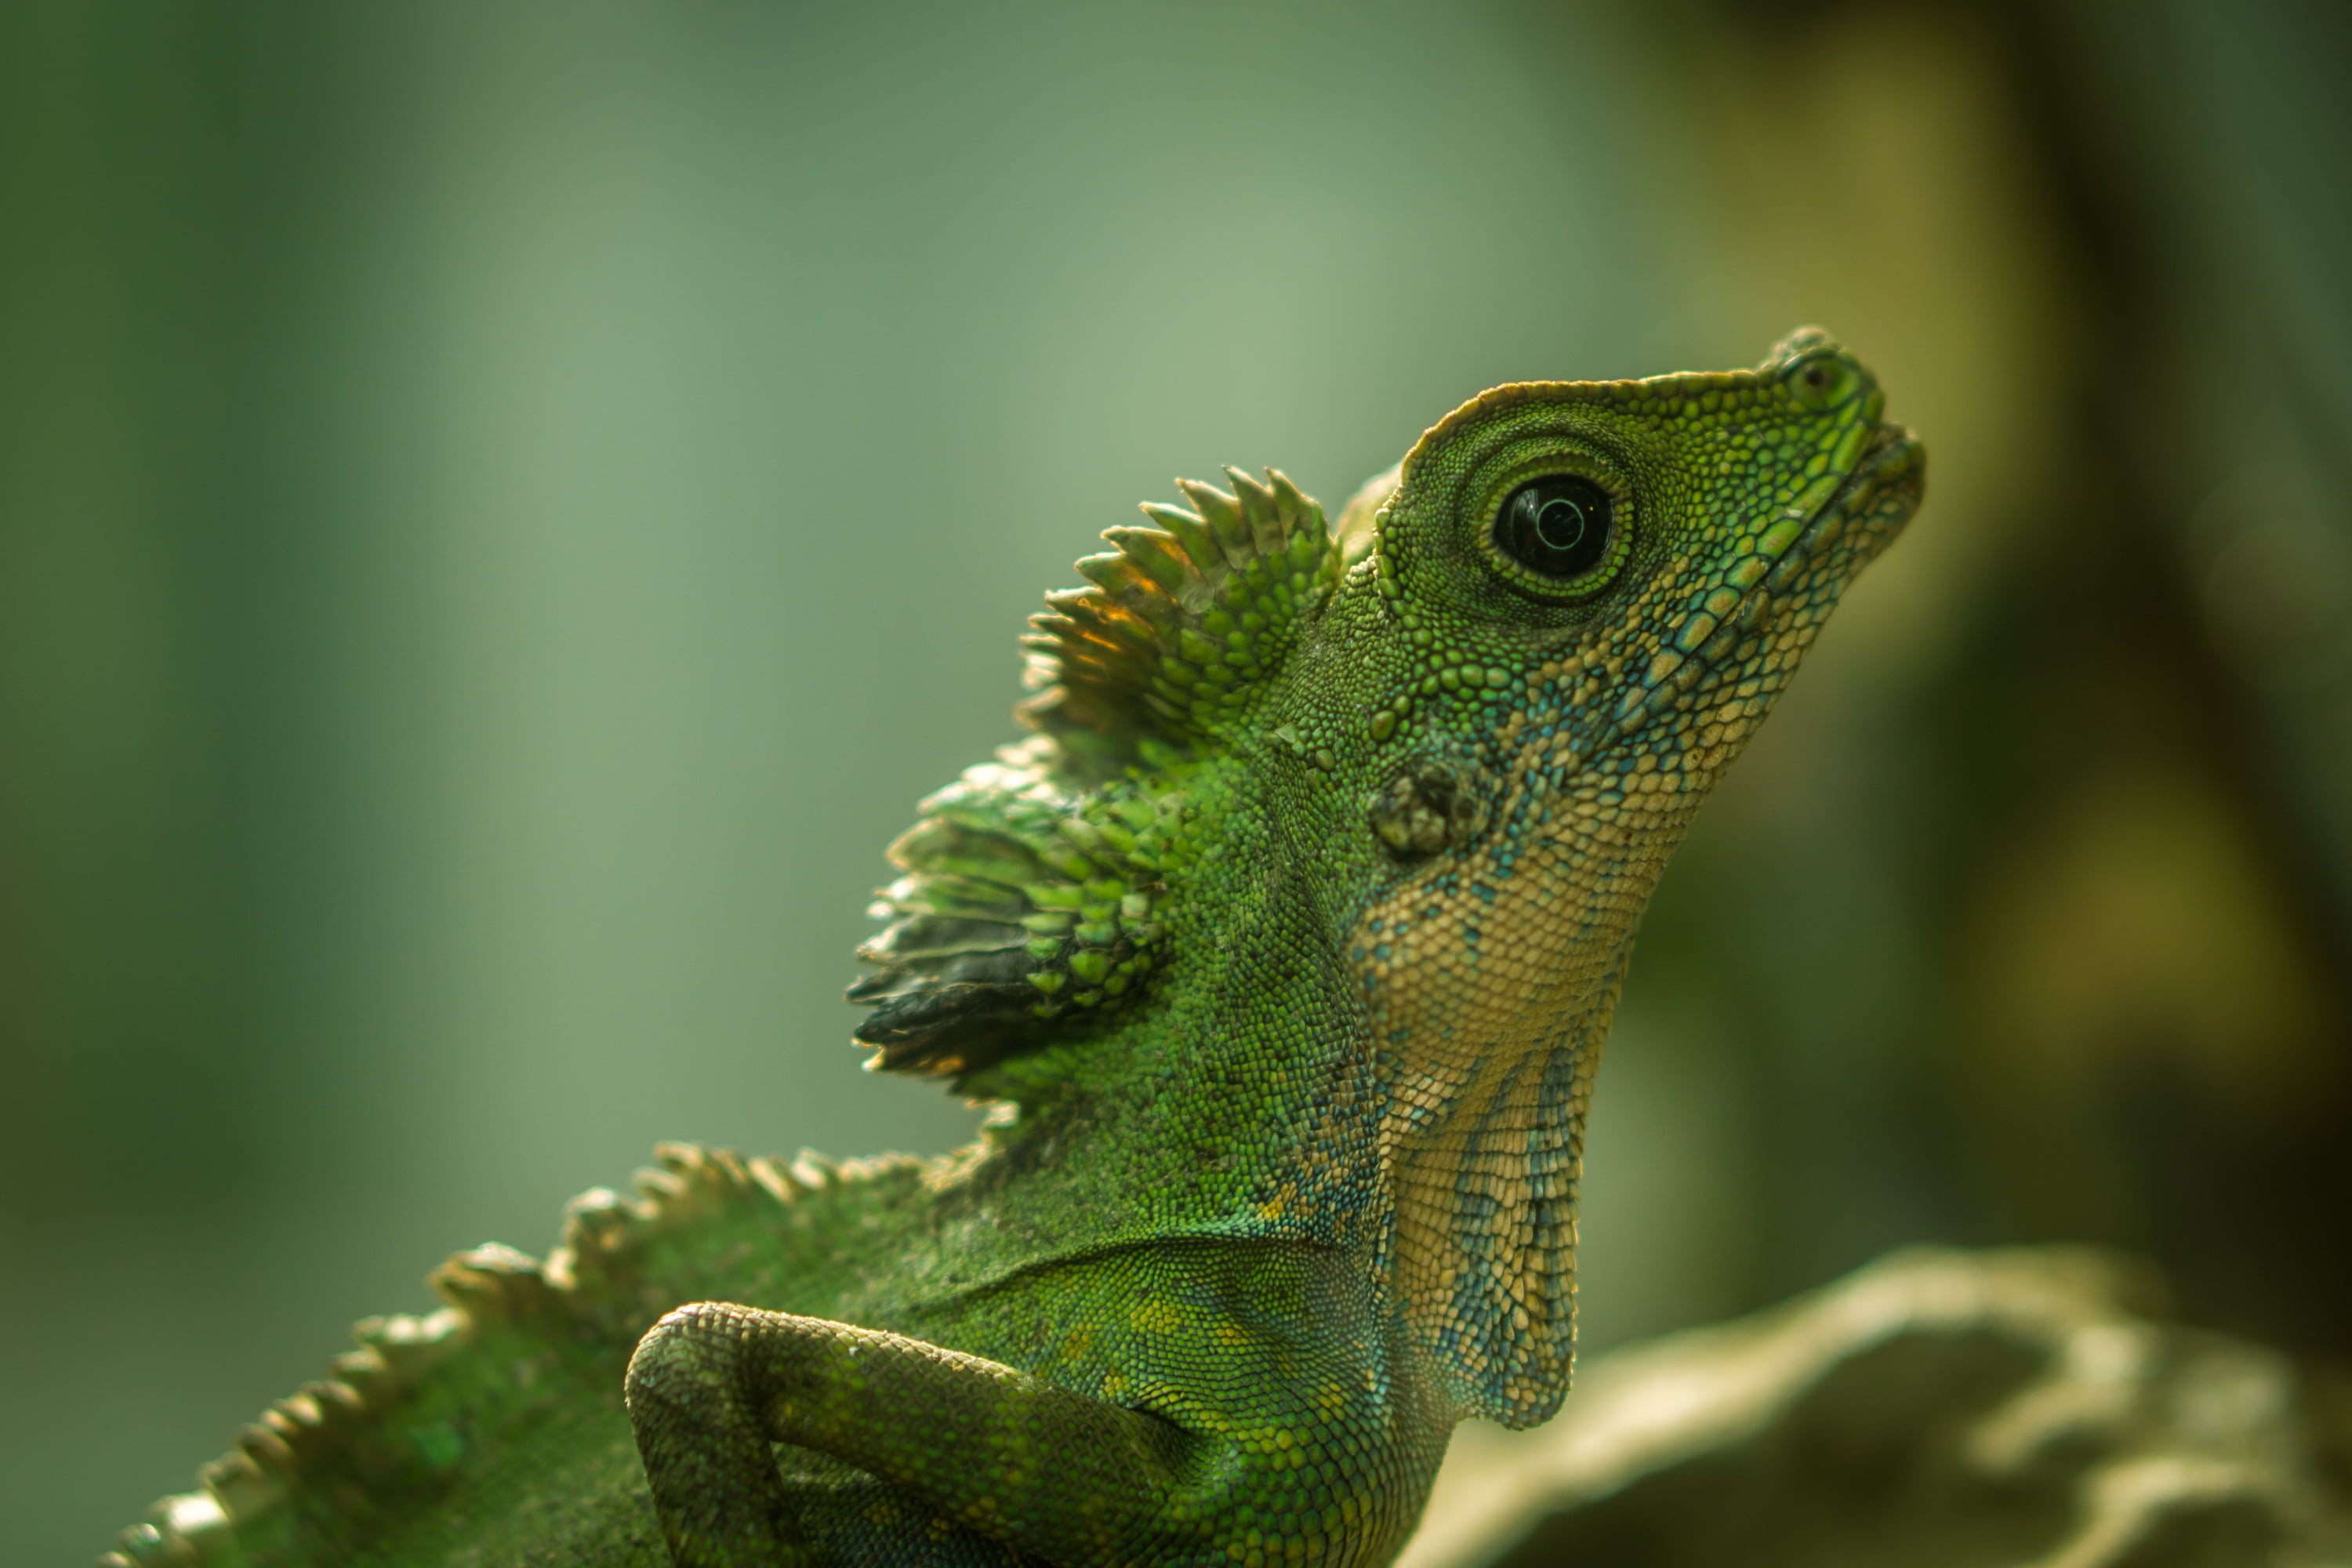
[109, 330, 1923, 1568]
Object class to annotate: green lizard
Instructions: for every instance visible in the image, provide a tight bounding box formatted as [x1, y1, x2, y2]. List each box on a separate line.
[104, 330, 1922, 1568]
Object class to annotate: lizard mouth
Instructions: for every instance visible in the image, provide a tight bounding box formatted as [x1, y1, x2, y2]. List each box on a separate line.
[1832, 420, 1924, 524]
[1739, 418, 1923, 604]
[1784, 420, 1924, 584]
[1611, 419, 1925, 736]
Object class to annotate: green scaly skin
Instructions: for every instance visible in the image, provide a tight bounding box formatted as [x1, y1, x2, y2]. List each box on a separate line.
[103, 331, 1922, 1568]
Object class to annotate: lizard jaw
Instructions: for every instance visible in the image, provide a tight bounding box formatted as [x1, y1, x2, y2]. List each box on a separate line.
[1610, 418, 1926, 739]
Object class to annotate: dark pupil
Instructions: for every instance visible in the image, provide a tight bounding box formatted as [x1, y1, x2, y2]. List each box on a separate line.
[1497, 475, 1613, 579]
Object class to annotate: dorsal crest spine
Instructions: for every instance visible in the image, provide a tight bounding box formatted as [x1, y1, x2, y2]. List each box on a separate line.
[848, 738, 1203, 1080]
[849, 470, 1337, 1082]
[1020, 467, 1338, 749]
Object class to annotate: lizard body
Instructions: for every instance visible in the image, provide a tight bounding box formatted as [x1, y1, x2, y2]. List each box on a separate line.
[104, 331, 1922, 1568]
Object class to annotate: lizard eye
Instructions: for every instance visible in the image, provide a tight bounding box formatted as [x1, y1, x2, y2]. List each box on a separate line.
[1494, 475, 1613, 580]
[1784, 353, 1860, 410]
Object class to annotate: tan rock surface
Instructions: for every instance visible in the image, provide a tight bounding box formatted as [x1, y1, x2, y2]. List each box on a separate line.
[1400, 1248, 2352, 1568]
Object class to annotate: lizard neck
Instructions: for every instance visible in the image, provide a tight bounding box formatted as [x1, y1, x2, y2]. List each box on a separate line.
[920, 752, 1391, 1282]
[1357, 760, 1698, 1428]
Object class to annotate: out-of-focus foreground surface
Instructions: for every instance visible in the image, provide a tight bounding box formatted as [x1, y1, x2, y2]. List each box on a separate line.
[5, 0, 2348, 1560]
[1402, 1247, 2352, 1568]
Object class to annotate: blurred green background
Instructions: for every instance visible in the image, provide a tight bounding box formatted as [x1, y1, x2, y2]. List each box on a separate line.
[5, 0, 2350, 1559]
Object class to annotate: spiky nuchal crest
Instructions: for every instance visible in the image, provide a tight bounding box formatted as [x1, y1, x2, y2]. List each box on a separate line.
[1019, 466, 1341, 757]
[849, 735, 1209, 1081]
[852, 468, 1341, 1083]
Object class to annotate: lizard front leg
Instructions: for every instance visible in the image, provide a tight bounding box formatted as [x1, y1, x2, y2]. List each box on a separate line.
[625, 1301, 1194, 1567]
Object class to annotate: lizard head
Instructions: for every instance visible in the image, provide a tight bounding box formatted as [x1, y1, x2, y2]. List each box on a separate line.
[1308, 326, 1922, 1066]
[851, 331, 1916, 1087]
[848, 335, 1918, 1399]
[1274, 326, 1924, 1423]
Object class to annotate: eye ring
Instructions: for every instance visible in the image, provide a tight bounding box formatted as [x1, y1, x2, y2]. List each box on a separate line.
[1496, 475, 1613, 579]
[1784, 354, 1860, 411]
[1476, 465, 1632, 598]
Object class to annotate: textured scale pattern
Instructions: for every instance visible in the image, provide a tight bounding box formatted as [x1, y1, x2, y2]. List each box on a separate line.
[848, 735, 1208, 1077]
[107, 332, 1921, 1568]
[1352, 342, 1923, 1423]
[1022, 467, 1341, 754]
